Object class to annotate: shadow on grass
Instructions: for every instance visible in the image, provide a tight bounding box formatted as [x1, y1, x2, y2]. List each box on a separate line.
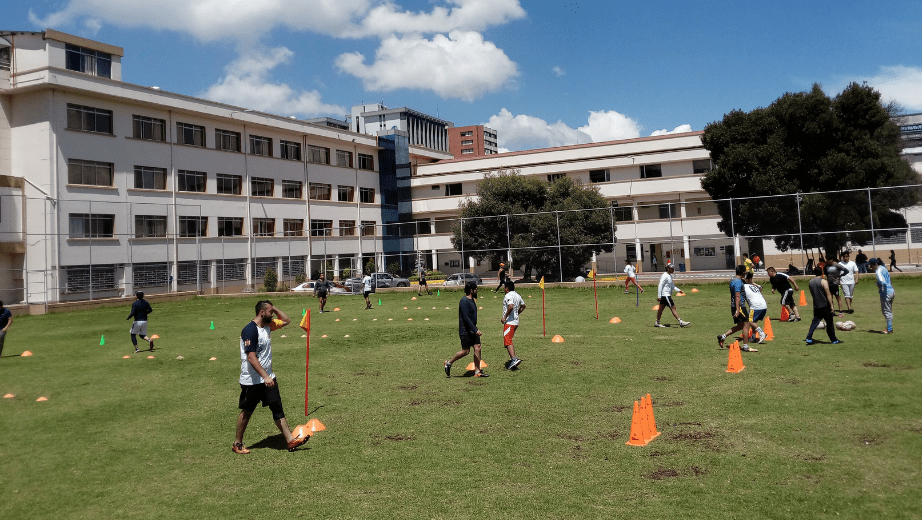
[248, 433, 311, 452]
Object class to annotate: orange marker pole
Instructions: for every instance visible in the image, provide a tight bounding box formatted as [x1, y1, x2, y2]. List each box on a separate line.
[300, 309, 311, 417]
[542, 287, 546, 338]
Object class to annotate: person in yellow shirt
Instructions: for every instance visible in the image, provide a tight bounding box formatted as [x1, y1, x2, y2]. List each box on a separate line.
[742, 253, 754, 275]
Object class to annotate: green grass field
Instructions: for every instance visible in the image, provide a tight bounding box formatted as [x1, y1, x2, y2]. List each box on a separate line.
[2, 277, 921, 519]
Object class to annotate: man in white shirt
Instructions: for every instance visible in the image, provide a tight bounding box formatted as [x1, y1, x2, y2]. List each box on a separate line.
[362, 271, 374, 309]
[837, 252, 859, 314]
[623, 259, 643, 293]
[500, 281, 526, 370]
[655, 263, 690, 328]
[742, 272, 768, 345]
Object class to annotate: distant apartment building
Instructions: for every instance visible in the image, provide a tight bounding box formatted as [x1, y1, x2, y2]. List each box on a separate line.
[448, 125, 498, 158]
[350, 104, 453, 153]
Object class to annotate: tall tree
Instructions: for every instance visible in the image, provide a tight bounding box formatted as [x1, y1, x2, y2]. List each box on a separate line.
[701, 82, 920, 257]
[450, 170, 615, 281]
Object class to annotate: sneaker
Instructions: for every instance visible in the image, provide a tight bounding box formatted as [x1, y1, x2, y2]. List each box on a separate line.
[503, 359, 512, 369]
[654, 322, 666, 328]
[149, 339, 155, 350]
[287, 435, 308, 452]
[474, 371, 489, 378]
[831, 340, 844, 345]
[740, 344, 758, 352]
[444, 361, 452, 378]
[623, 290, 630, 293]
[640, 289, 645, 293]
[679, 320, 691, 328]
[508, 357, 522, 369]
[318, 310, 323, 313]
[232, 442, 250, 455]
[795, 317, 802, 321]
[805, 339, 815, 345]
[717, 334, 726, 348]
[787, 317, 798, 322]
[134, 348, 141, 353]
[757, 330, 766, 344]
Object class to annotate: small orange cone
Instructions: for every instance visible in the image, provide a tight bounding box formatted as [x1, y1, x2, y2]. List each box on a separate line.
[726, 342, 745, 373]
[403, 307, 408, 310]
[333, 308, 340, 311]
[321, 334, 328, 338]
[610, 317, 621, 323]
[625, 400, 646, 446]
[21, 351, 33, 357]
[780, 306, 790, 322]
[763, 317, 774, 341]
[305, 418, 327, 433]
[411, 297, 417, 300]
[122, 355, 130, 359]
[465, 361, 489, 371]
[291, 423, 313, 440]
[799, 290, 807, 307]
[150, 334, 160, 340]
[408, 318, 413, 321]
[644, 394, 661, 441]
[551, 335, 565, 343]
[209, 357, 217, 361]
[691, 288, 699, 293]
[3, 393, 14, 398]
[344, 335, 350, 338]
[147, 355, 155, 359]
[652, 305, 660, 311]
[36, 396, 48, 402]
[335, 318, 340, 322]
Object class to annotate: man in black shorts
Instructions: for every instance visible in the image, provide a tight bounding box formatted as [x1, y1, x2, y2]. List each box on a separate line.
[417, 264, 431, 296]
[494, 263, 507, 293]
[825, 256, 845, 316]
[313, 273, 330, 313]
[717, 265, 756, 351]
[233, 300, 308, 454]
[444, 281, 487, 377]
[767, 266, 801, 321]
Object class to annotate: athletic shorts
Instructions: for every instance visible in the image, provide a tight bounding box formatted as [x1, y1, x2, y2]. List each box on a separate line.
[731, 306, 750, 324]
[316, 291, 327, 299]
[749, 308, 766, 323]
[780, 288, 795, 307]
[841, 284, 854, 299]
[238, 379, 283, 412]
[129, 320, 148, 336]
[503, 324, 518, 346]
[459, 334, 480, 350]
[364, 290, 371, 298]
[419, 279, 428, 285]
[829, 284, 839, 297]
[659, 296, 674, 308]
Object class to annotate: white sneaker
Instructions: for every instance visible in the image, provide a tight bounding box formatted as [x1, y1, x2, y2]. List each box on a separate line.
[654, 322, 666, 328]
[679, 320, 691, 328]
[757, 330, 766, 344]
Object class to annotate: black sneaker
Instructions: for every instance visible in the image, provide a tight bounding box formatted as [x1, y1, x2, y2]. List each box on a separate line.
[474, 371, 489, 378]
[717, 334, 725, 348]
[444, 361, 451, 378]
[134, 348, 141, 353]
[508, 357, 522, 369]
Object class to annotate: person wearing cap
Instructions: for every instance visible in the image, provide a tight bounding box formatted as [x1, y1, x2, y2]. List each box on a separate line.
[654, 263, 690, 328]
[494, 262, 508, 293]
[623, 259, 644, 293]
[805, 266, 842, 345]
[868, 258, 895, 334]
[127, 291, 154, 353]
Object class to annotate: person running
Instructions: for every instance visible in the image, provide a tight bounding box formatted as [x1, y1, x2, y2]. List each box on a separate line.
[868, 258, 895, 334]
[654, 263, 690, 328]
[126, 291, 154, 353]
[623, 259, 643, 293]
[417, 264, 432, 296]
[362, 271, 373, 310]
[805, 267, 842, 345]
[767, 266, 801, 322]
[742, 272, 768, 345]
[0, 301, 12, 358]
[717, 265, 755, 351]
[889, 250, 902, 272]
[838, 252, 859, 314]
[824, 255, 846, 316]
[233, 300, 308, 454]
[500, 281, 526, 370]
[494, 263, 507, 293]
[313, 273, 330, 313]
[742, 253, 754, 275]
[855, 250, 868, 273]
[445, 281, 487, 377]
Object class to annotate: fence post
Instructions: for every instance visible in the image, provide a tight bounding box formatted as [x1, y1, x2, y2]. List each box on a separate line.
[555, 210, 563, 282]
[796, 192, 805, 270]
[460, 217, 464, 275]
[609, 206, 617, 272]
[868, 188, 877, 257]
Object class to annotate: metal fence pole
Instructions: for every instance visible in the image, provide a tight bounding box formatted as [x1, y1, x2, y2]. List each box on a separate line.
[460, 217, 465, 274]
[555, 210, 563, 282]
[796, 192, 805, 270]
[506, 214, 512, 273]
[868, 188, 877, 258]
[609, 206, 617, 272]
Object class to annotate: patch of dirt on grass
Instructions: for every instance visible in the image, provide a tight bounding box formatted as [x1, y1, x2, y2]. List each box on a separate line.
[398, 384, 418, 390]
[647, 450, 671, 457]
[784, 378, 801, 385]
[607, 404, 630, 413]
[858, 434, 883, 445]
[571, 445, 585, 459]
[673, 431, 717, 441]
[690, 466, 707, 476]
[441, 399, 461, 406]
[601, 431, 622, 440]
[384, 434, 415, 442]
[408, 400, 423, 406]
[862, 362, 890, 368]
[652, 376, 671, 382]
[802, 454, 826, 461]
[658, 401, 685, 407]
[354, 370, 381, 377]
[909, 426, 922, 435]
[557, 433, 584, 442]
[648, 468, 680, 480]
[671, 426, 724, 452]
[571, 360, 583, 366]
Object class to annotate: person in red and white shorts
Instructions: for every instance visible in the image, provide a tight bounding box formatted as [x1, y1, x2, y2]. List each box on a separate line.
[500, 281, 526, 370]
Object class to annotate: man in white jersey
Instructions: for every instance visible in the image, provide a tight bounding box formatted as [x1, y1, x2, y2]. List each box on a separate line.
[742, 272, 768, 345]
[655, 263, 690, 328]
[623, 259, 643, 293]
[362, 271, 373, 310]
[500, 281, 526, 370]
[837, 252, 859, 314]
[232, 300, 308, 454]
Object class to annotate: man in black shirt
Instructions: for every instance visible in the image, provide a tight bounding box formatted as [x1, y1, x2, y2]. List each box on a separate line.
[767, 267, 801, 321]
[126, 291, 154, 353]
[855, 250, 868, 273]
[444, 281, 487, 377]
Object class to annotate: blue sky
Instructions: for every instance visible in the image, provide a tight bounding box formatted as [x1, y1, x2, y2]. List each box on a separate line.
[8, 0, 922, 152]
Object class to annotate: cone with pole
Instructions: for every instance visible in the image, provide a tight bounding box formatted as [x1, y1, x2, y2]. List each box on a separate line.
[726, 341, 745, 373]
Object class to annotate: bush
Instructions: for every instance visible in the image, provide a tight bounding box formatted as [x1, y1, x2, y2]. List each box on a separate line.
[277, 283, 290, 292]
[364, 259, 376, 275]
[386, 262, 401, 276]
[342, 267, 352, 279]
[263, 268, 278, 292]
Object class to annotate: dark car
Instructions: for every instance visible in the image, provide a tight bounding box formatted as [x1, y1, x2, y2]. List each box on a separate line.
[370, 272, 410, 289]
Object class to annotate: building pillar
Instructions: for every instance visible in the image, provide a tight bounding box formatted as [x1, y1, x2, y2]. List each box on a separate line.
[123, 264, 133, 298]
[333, 256, 341, 281]
[683, 235, 692, 272]
[733, 236, 742, 266]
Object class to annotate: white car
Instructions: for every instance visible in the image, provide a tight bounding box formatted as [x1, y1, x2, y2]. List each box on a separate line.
[442, 273, 483, 286]
[290, 281, 349, 295]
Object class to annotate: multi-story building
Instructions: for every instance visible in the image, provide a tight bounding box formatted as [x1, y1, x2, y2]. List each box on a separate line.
[448, 125, 498, 158]
[350, 104, 453, 153]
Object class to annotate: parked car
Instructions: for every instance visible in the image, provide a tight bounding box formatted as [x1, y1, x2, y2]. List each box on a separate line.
[442, 273, 483, 286]
[370, 272, 410, 289]
[290, 281, 349, 295]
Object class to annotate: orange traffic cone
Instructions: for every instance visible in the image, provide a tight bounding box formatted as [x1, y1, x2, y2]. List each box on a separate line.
[763, 317, 774, 341]
[780, 306, 790, 322]
[652, 305, 660, 311]
[644, 394, 661, 441]
[305, 418, 326, 433]
[465, 360, 489, 371]
[691, 288, 699, 293]
[551, 335, 565, 343]
[609, 317, 622, 323]
[726, 342, 745, 373]
[625, 400, 646, 446]
[799, 290, 807, 307]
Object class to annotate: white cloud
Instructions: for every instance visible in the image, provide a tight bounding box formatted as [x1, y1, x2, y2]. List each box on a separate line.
[552, 66, 565, 77]
[578, 110, 642, 142]
[650, 124, 693, 136]
[200, 46, 345, 117]
[335, 31, 518, 101]
[860, 65, 922, 111]
[349, 0, 525, 38]
[486, 108, 591, 151]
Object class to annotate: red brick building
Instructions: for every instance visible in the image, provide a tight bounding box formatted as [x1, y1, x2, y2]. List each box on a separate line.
[448, 125, 498, 158]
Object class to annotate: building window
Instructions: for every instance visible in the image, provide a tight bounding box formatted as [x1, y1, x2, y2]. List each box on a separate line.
[640, 164, 662, 179]
[177, 261, 209, 285]
[251, 177, 274, 197]
[461, 149, 474, 154]
[357, 153, 374, 170]
[445, 183, 462, 196]
[135, 215, 167, 238]
[692, 159, 712, 174]
[310, 219, 332, 237]
[253, 257, 278, 279]
[589, 169, 610, 183]
[613, 205, 634, 222]
[337, 185, 354, 202]
[0, 47, 10, 71]
[134, 166, 167, 190]
[336, 150, 353, 168]
[69, 213, 115, 238]
[178, 216, 208, 237]
[658, 203, 678, 219]
[361, 221, 376, 236]
[177, 122, 205, 147]
[283, 257, 305, 276]
[308, 145, 330, 164]
[218, 258, 247, 281]
[65, 265, 117, 292]
[283, 219, 304, 236]
[547, 174, 565, 182]
[461, 140, 474, 145]
[249, 135, 272, 156]
[217, 217, 243, 237]
[133, 115, 165, 141]
[215, 129, 241, 152]
[282, 180, 302, 199]
[65, 44, 111, 78]
[309, 182, 332, 200]
[280, 140, 301, 161]
[359, 187, 375, 204]
[253, 218, 275, 237]
[216, 174, 242, 195]
[68, 159, 113, 186]
[460, 131, 473, 137]
[177, 170, 206, 192]
[67, 104, 112, 134]
[339, 220, 356, 236]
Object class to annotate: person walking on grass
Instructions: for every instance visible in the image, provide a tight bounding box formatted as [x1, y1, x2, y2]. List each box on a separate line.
[855, 250, 868, 273]
[868, 258, 895, 334]
[362, 271, 373, 310]
[445, 281, 487, 377]
[417, 264, 432, 296]
[623, 259, 643, 293]
[767, 266, 801, 322]
[654, 263, 690, 328]
[824, 256, 846, 317]
[805, 267, 842, 345]
[0, 301, 12, 358]
[233, 300, 308, 454]
[127, 291, 154, 353]
[494, 263, 508, 293]
[889, 250, 902, 272]
[313, 273, 330, 313]
[742, 272, 768, 345]
[718, 265, 756, 352]
[838, 252, 859, 314]
[500, 281, 526, 370]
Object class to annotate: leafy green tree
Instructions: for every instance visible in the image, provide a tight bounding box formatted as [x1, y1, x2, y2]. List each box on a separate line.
[701, 82, 919, 257]
[450, 170, 615, 281]
[263, 268, 278, 292]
